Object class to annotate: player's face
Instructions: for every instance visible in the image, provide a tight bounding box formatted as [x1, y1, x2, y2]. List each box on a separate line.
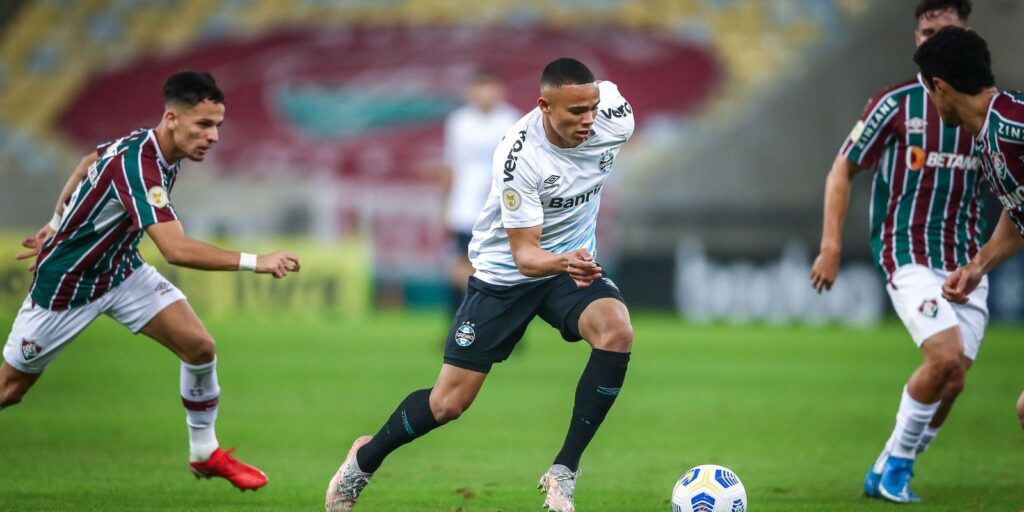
[467, 80, 504, 112]
[539, 83, 600, 148]
[926, 78, 963, 126]
[914, 8, 965, 47]
[169, 99, 225, 162]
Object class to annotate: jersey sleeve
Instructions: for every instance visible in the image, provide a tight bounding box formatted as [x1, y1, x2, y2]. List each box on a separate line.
[595, 81, 635, 142]
[493, 129, 543, 229]
[839, 90, 900, 169]
[111, 147, 178, 231]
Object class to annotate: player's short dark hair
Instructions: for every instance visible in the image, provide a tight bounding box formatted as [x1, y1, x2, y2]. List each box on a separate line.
[915, 0, 971, 21]
[914, 27, 994, 95]
[540, 58, 595, 88]
[163, 71, 224, 107]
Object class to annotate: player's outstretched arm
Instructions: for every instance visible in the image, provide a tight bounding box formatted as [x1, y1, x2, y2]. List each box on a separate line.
[146, 221, 300, 278]
[53, 152, 99, 219]
[506, 225, 601, 287]
[942, 210, 1024, 303]
[811, 155, 863, 293]
[15, 152, 100, 271]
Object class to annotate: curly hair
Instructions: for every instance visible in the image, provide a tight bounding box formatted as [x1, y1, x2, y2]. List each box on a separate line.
[914, 27, 994, 94]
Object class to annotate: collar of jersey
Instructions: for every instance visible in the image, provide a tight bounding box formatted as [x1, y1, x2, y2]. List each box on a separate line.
[145, 129, 177, 173]
[975, 90, 1001, 144]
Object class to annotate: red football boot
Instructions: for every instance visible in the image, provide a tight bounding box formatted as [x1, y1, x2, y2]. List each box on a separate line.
[189, 447, 268, 491]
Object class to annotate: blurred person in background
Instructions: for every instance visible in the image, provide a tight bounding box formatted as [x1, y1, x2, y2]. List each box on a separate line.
[440, 68, 520, 319]
[912, 28, 1024, 432]
[0, 71, 300, 491]
[326, 57, 634, 512]
[810, 0, 986, 503]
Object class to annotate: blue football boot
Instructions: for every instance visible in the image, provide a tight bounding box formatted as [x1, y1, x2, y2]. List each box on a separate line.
[863, 467, 882, 498]
[878, 455, 917, 503]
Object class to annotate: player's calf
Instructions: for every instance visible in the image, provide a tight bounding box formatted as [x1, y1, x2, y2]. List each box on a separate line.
[0, 362, 41, 409]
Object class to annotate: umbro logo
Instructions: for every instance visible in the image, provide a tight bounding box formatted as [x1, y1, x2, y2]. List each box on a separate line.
[543, 175, 561, 190]
[906, 117, 927, 135]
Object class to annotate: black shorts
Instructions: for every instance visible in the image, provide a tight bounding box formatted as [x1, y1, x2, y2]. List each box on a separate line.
[443, 273, 625, 373]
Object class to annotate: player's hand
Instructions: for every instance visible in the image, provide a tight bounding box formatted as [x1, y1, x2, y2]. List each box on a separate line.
[15, 224, 56, 272]
[256, 251, 301, 278]
[942, 264, 981, 304]
[566, 248, 602, 288]
[810, 249, 840, 293]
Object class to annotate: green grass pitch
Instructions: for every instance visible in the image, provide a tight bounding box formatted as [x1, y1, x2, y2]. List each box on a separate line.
[0, 311, 1021, 511]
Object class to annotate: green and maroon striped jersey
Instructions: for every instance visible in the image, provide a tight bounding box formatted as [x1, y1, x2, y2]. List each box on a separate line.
[840, 77, 986, 277]
[973, 91, 1024, 236]
[30, 129, 180, 310]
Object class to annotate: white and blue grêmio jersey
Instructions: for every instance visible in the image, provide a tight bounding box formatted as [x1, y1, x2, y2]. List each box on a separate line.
[468, 81, 634, 286]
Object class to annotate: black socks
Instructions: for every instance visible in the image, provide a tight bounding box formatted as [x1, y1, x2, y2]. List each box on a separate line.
[553, 348, 630, 472]
[356, 388, 441, 473]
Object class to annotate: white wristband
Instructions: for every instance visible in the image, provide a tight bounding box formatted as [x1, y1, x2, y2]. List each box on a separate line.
[238, 252, 257, 272]
[48, 212, 62, 231]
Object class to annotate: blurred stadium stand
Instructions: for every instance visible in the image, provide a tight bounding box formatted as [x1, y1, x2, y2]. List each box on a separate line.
[1, 0, 1023, 320]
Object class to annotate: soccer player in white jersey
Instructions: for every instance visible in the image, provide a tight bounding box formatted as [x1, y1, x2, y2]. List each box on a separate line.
[1, 71, 300, 490]
[326, 58, 634, 512]
[810, 0, 989, 503]
[440, 69, 520, 317]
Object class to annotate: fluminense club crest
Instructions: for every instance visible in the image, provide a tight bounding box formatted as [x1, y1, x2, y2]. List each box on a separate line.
[990, 151, 1008, 180]
[21, 338, 43, 361]
[918, 298, 939, 319]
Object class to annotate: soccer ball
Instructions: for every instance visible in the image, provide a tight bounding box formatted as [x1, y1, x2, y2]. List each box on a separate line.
[671, 464, 747, 512]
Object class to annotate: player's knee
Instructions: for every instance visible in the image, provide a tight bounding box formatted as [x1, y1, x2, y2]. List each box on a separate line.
[595, 322, 633, 353]
[941, 374, 966, 400]
[431, 395, 471, 423]
[181, 333, 217, 365]
[924, 341, 961, 379]
[930, 352, 961, 379]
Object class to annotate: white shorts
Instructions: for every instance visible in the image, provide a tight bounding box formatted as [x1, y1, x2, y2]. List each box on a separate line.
[3, 264, 186, 374]
[886, 264, 988, 360]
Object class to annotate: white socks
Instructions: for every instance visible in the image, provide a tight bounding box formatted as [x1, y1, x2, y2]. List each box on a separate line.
[889, 386, 940, 459]
[181, 358, 221, 462]
[872, 431, 897, 473]
[871, 424, 940, 473]
[916, 425, 940, 454]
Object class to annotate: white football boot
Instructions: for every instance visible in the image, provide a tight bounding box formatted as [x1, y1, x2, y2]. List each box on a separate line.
[325, 436, 374, 512]
[538, 464, 580, 512]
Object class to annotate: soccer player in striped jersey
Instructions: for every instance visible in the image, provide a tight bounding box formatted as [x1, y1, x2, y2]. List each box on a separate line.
[912, 27, 1024, 432]
[326, 58, 633, 512]
[0, 71, 300, 490]
[810, 0, 986, 503]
